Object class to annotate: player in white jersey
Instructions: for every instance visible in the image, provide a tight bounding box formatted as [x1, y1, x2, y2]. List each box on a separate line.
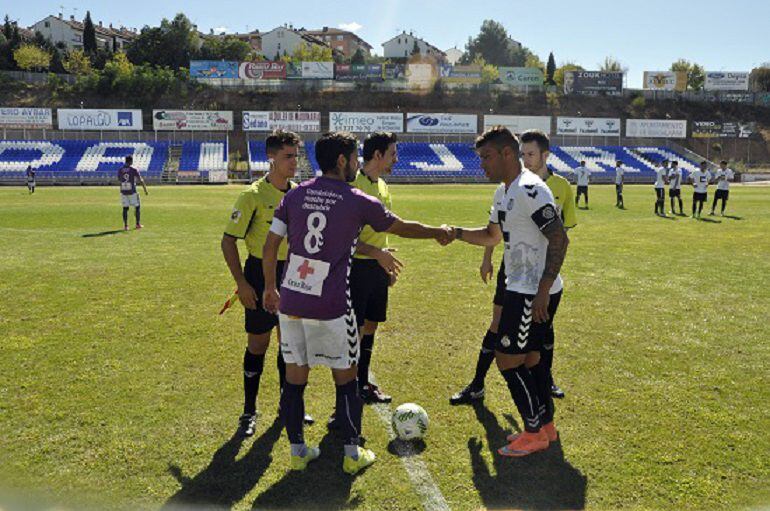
[653, 160, 669, 216]
[614, 160, 625, 208]
[574, 161, 590, 208]
[450, 126, 570, 457]
[668, 161, 684, 215]
[710, 160, 735, 216]
[689, 161, 713, 219]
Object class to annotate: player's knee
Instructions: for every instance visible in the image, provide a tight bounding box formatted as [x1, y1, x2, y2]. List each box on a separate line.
[494, 352, 526, 371]
[524, 351, 541, 368]
[285, 363, 309, 385]
[247, 332, 271, 354]
[332, 365, 358, 385]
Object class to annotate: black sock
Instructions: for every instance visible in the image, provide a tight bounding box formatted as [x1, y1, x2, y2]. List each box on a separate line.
[135, 206, 141, 225]
[243, 350, 264, 415]
[698, 201, 704, 215]
[335, 380, 363, 446]
[358, 334, 374, 388]
[277, 349, 286, 391]
[471, 330, 497, 389]
[122, 207, 128, 225]
[280, 382, 306, 444]
[500, 365, 542, 432]
[677, 198, 683, 213]
[721, 200, 726, 214]
[529, 362, 554, 424]
[692, 202, 697, 216]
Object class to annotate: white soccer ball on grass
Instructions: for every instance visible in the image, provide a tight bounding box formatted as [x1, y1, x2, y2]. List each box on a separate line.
[391, 403, 429, 440]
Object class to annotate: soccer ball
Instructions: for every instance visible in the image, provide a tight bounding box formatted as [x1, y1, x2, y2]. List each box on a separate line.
[391, 403, 429, 440]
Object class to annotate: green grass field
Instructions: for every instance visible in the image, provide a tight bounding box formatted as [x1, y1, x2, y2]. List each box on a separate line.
[1, 184, 768, 511]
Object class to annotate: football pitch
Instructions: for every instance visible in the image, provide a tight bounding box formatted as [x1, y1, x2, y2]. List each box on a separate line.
[1, 184, 768, 511]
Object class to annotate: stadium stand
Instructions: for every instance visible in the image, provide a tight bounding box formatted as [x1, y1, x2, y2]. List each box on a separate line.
[178, 141, 228, 181]
[0, 140, 168, 184]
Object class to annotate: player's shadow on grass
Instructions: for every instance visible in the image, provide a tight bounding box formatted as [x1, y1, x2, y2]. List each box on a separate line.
[722, 215, 743, 220]
[81, 230, 127, 238]
[469, 402, 587, 510]
[698, 217, 722, 224]
[249, 431, 358, 510]
[162, 417, 283, 510]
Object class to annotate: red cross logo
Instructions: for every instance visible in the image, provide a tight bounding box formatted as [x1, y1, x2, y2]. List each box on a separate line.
[298, 259, 315, 280]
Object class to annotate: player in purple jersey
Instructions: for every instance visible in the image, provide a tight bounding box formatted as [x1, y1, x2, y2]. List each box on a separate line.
[117, 155, 148, 231]
[262, 132, 453, 474]
[26, 165, 36, 194]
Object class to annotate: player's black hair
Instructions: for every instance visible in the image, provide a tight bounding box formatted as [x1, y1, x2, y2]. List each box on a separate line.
[125, 155, 133, 165]
[672, 161, 679, 166]
[474, 126, 520, 156]
[720, 160, 728, 165]
[519, 130, 550, 152]
[315, 131, 359, 173]
[266, 129, 301, 155]
[362, 132, 398, 162]
[700, 160, 708, 167]
[580, 160, 586, 165]
[616, 160, 622, 165]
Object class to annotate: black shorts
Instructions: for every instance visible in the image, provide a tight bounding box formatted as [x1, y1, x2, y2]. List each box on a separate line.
[350, 258, 389, 327]
[715, 189, 729, 200]
[576, 185, 588, 195]
[655, 188, 665, 200]
[615, 184, 623, 194]
[493, 260, 506, 306]
[669, 189, 681, 198]
[693, 192, 707, 203]
[496, 290, 562, 355]
[243, 256, 285, 335]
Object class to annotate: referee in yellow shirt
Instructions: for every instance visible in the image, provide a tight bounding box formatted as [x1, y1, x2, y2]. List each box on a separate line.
[221, 130, 313, 436]
[450, 129, 577, 408]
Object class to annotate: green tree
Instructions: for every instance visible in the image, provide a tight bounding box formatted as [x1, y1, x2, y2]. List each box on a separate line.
[461, 20, 514, 66]
[83, 11, 97, 54]
[63, 48, 92, 75]
[749, 66, 770, 92]
[198, 36, 251, 61]
[599, 56, 624, 72]
[126, 13, 200, 70]
[282, 42, 332, 64]
[545, 52, 556, 85]
[473, 55, 499, 84]
[670, 59, 705, 91]
[350, 47, 366, 65]
[525, 53, 545, 73]
[13, 44, 50, 71]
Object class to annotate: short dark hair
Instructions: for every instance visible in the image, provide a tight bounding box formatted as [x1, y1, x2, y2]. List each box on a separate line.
[363, 132, 398, 162]
[519, 130, 550, 152]
[672, 161, 678, 166]
[475, 126, 519, 156]
[720, 160, 728, 165]
[580, 160, 586, 166]
[266, 129, 301, 154]
[616, 160, 622, 165]
[315, 132, 358, 173]
[125, 155, 133, 165]
[700, 160, 707, 166]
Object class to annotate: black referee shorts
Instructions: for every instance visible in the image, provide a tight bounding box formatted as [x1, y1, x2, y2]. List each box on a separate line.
[350, 258, 390, 327]
[243, 256, 285, 335]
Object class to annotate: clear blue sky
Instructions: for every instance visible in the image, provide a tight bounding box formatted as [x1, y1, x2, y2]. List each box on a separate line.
[7, 0, 770, 88]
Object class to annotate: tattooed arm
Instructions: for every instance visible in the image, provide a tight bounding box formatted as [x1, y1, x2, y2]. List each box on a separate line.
[532, 216, 570, 323]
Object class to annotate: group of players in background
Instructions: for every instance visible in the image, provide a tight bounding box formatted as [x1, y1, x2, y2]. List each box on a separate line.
[572, 158, 736, 218]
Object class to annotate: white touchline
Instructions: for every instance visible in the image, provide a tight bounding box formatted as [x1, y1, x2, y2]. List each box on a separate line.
[369, 372, 450, 511]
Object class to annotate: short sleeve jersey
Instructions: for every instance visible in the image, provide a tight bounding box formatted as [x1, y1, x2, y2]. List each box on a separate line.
[271, 177, 396, 320]
[654, 166, 668, 188]
[117, 166, 140, 195]
[615, 166, 625, 185]
[26, 168, 35, 181]
[351, 171, 392, 259]
[691, 170, 712, 193]
[224, 176, 295, 260]
[545, 173, 577, 229]
[668, 168, 683, 190]
[575, 166, 590, 186]
[489, 170, 563, 295]
[715, 168, 734, 191]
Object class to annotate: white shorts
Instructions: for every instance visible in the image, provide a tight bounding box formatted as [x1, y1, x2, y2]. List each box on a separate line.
[121, 193, 140, 208]
[279, 311, 359, 369]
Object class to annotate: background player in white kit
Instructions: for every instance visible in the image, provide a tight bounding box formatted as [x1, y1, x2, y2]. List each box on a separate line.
[614, 160, 625, 208]
[689, 161, 713, 219]
[574, 161, 590, 209]
[653, 160, 668, 216]
[668, 161, 684, 215]
[711, 160, 735, 216]
[262, 132, 452, 474]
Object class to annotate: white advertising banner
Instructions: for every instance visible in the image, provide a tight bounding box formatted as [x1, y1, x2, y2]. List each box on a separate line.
[329, 112, 403, 133]
[152, 110, 233, 131]
[301, 61, 334, 79]
[242, 111, 321, 132]
[626, 119, 687, 138]
[406, 113, 477, 134]
[643, 71, 687, 91]
[704, 72, 750, 91]
[0, 107, 53, 129]
[57, 109, 142, 130]
[556, 117, 621, 136]
[483, 115, 551, 135]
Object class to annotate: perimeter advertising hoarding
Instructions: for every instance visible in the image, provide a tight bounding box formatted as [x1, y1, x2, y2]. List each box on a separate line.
[643, 71, 687, 91]
[406, 113, 477, 134]
[152, 110, 233, 131]
[483, 115, 551, 135]
[58, 109, 142, 130]
[564, 71, 623, 96]
[625, 119, 687, 138]
[329, 112, 403, 133]
[242, 111, 321, 132]
[556, 117, 621, 136]
[238, 61, 286, 79]
[190, 61, 238, 79]
[0, 107, 52, 129]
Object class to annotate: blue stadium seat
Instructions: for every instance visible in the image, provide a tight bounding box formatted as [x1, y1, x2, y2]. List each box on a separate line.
[179, 141, 228, 172]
